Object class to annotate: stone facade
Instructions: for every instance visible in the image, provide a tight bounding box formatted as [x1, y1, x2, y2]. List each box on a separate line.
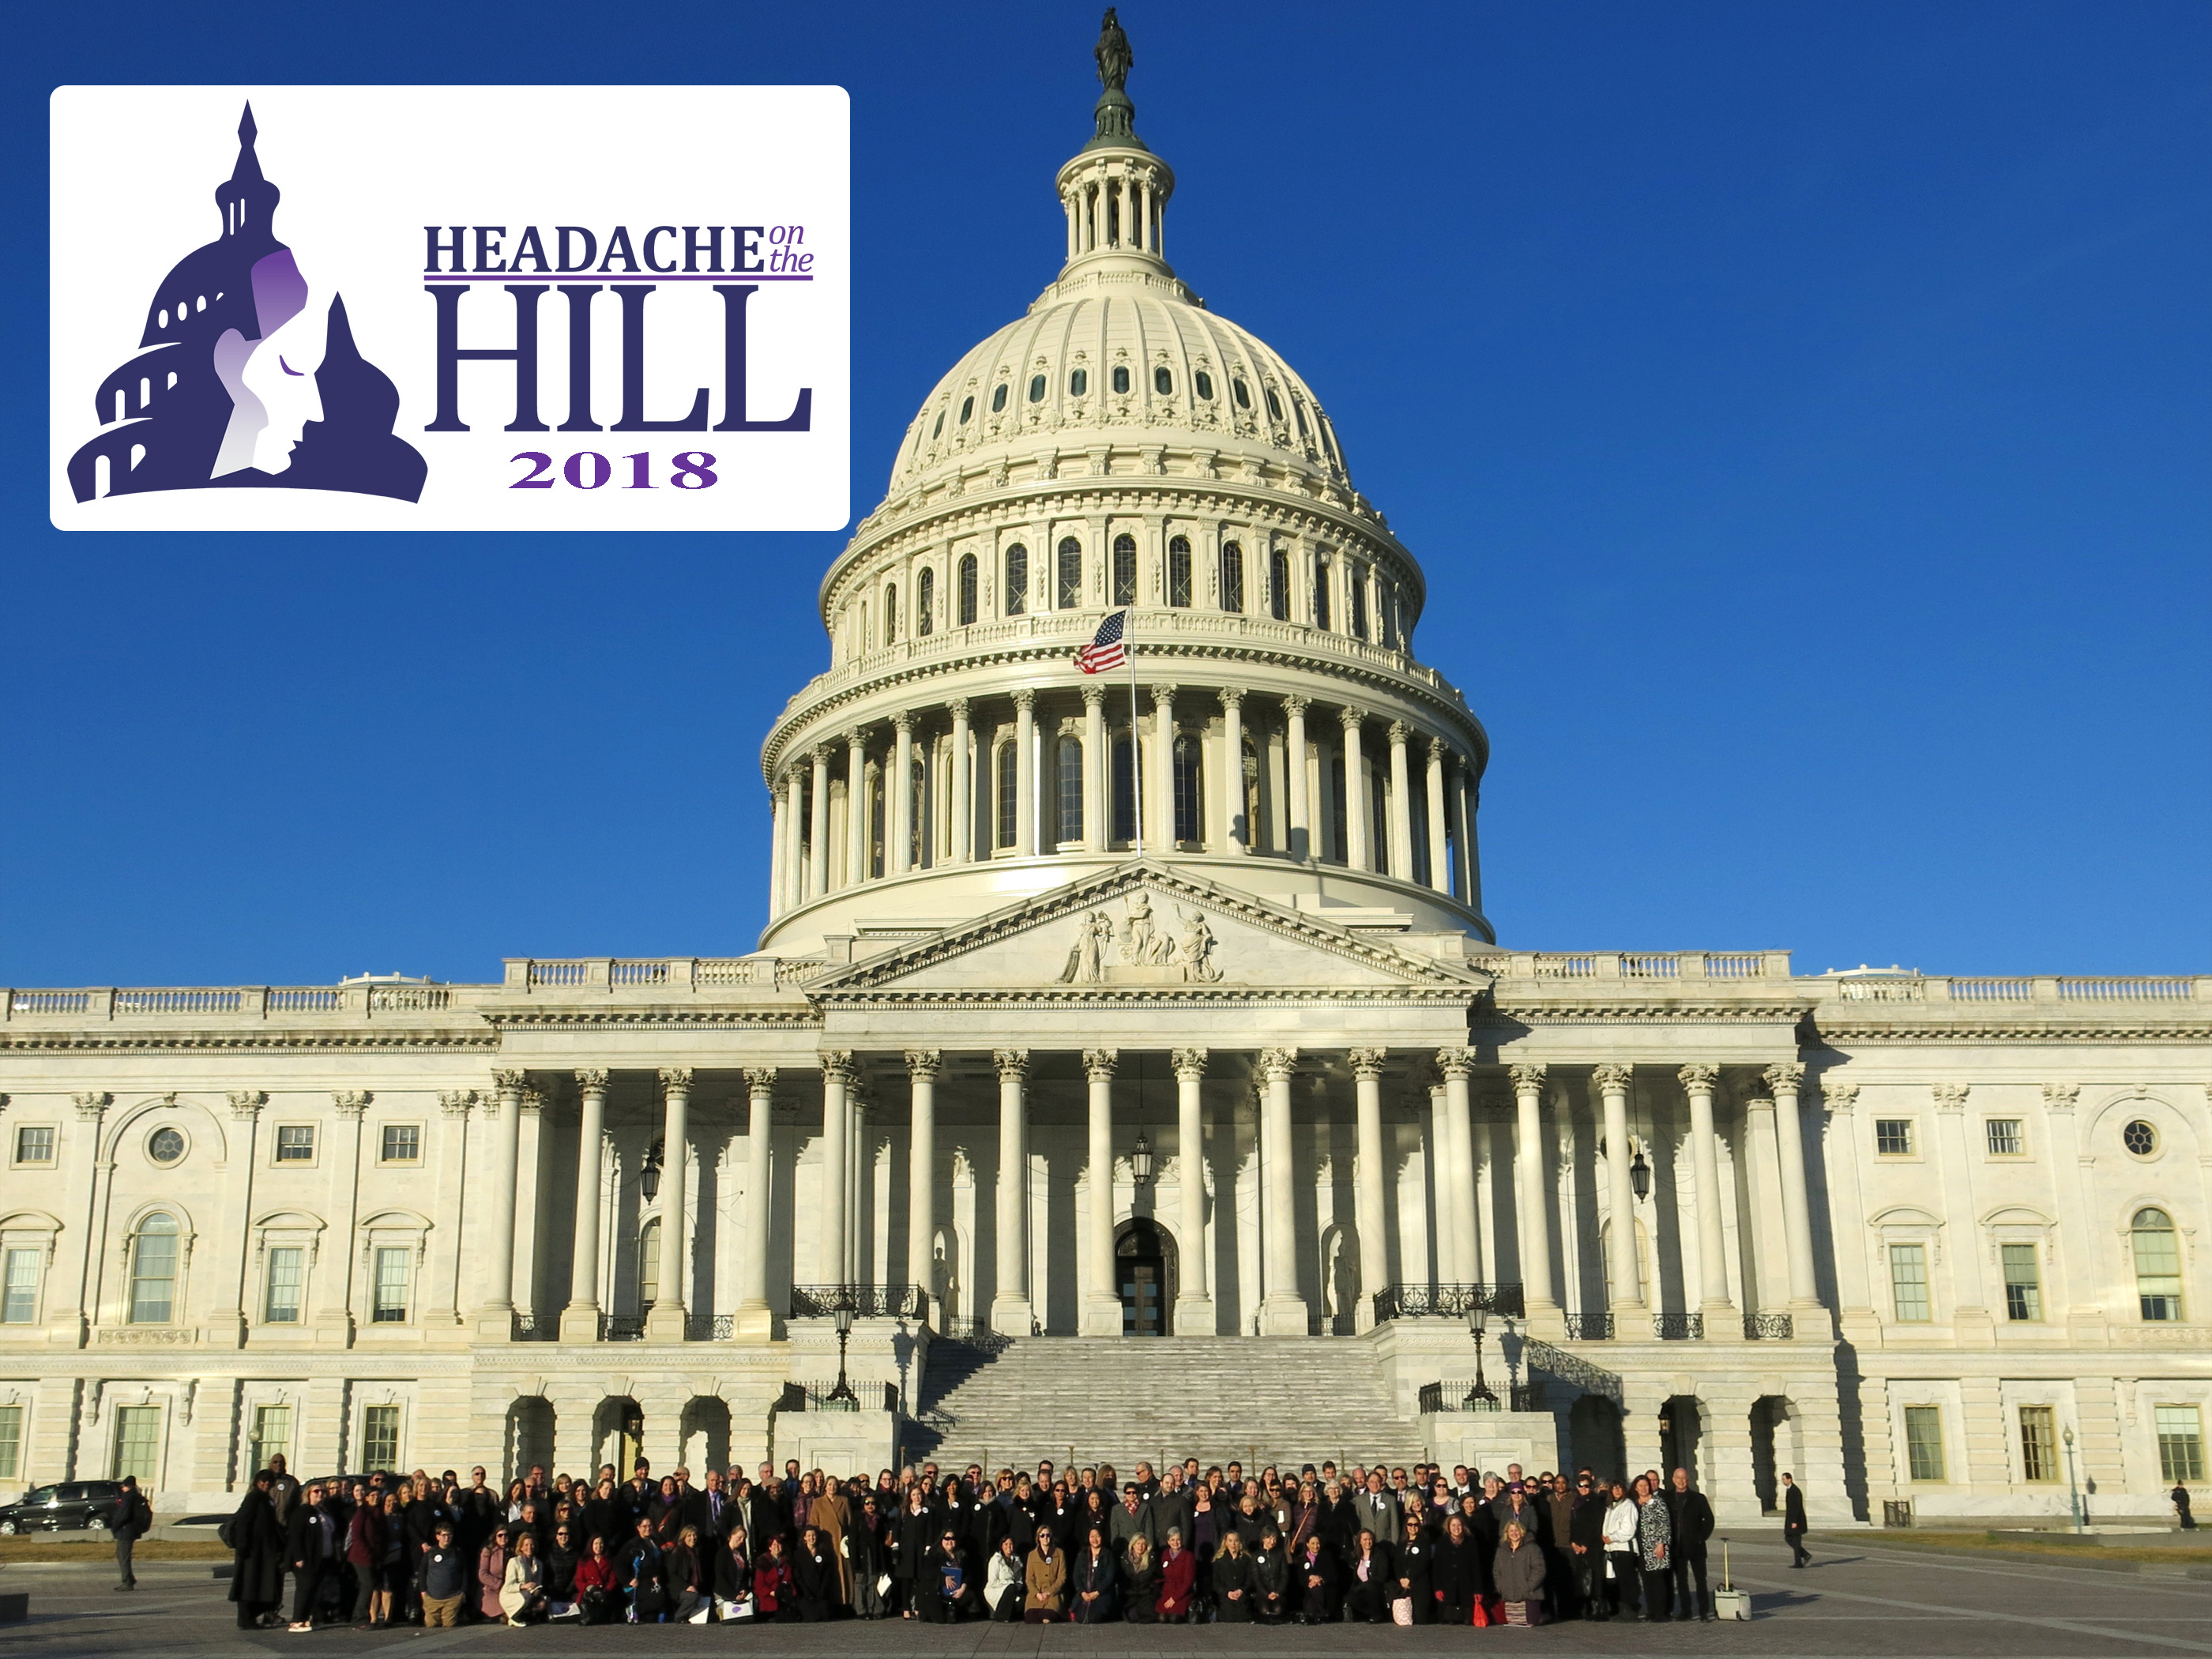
[1, 32, 2203, 1530]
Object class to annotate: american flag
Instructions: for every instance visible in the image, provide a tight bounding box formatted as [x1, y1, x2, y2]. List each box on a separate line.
[1075, 610, 1128, 674]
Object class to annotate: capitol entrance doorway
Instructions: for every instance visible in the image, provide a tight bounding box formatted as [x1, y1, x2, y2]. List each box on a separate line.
[1117, 1218, 1176, 1336]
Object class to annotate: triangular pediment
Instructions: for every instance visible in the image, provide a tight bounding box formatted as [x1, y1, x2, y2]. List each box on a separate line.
[809, 863, 1491, 999]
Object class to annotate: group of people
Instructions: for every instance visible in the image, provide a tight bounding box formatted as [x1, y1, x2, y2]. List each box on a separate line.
[225, 1448, 1752, 1631]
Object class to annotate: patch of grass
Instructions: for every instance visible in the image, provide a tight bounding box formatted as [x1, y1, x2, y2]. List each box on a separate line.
[1856, 1529, 2212, 1567]
[0, 1536, 232, 1561]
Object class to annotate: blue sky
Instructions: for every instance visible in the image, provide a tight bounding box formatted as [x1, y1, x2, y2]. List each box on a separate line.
[4, 1, 2206, 986]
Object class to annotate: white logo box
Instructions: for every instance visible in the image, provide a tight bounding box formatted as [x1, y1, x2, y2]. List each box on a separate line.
[51, 85, 848, 531]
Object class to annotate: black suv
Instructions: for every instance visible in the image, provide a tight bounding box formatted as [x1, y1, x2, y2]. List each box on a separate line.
[0, 1480, 128, 1533]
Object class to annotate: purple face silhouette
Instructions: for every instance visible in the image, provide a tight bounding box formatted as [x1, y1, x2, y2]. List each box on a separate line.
[210, 250, 325, 476]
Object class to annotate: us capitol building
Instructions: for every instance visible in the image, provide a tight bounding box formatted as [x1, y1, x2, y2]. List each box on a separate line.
[3, 24, 2205, 1529]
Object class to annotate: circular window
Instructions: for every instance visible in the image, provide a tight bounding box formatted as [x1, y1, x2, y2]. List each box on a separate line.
[148, 1128, 185, 1165]
[2123, 1119, 2158, 1157]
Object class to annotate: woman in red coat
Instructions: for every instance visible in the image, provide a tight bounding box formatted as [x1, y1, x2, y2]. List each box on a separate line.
[344, 1497, 387, 1627]
[1157, 1527, 1198, 1623]
[571, 1536, 620, 1626]
[753, 1534, 798, 1621]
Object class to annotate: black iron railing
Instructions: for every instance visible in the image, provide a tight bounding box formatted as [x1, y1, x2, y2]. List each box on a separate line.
[788, 1283, 927, 1320]
[1743, 1311, 1794, 1341]
[781, 1379, 905, 1414]
[1371, 1282, 1526, 1325]
[932, 1317, 1016, 1353]
[599, 1314, 646, 1342]
[1561, 1311, 1615, 1341]
[1521, 1337, 1624, 1405]
[1418, 1380, 1504, 1414]
[510, 1312, 559, 1342]
[684, 1313, 733, 1341]
[1652, 1312, 1705, 1341]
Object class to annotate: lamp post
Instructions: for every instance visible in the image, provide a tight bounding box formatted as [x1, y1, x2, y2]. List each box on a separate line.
[826, 1300, 859, 1409]
[640, 1138, 664, 1202]
[2063, 1425, 2083, 1532]
[1465, 1302, 1497, 1409]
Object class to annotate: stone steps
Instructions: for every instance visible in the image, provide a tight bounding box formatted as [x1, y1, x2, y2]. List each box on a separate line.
[910, 1335, 1428, 1472]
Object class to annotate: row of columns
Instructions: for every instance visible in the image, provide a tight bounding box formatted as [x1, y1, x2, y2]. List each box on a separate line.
[766, 688, 1482, 915]
[1064, 165, 1165, 261]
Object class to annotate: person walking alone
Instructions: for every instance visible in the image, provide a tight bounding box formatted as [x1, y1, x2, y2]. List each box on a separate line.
[108, 1474, 152, 1591]
[1781, 1472, 1811, 1567]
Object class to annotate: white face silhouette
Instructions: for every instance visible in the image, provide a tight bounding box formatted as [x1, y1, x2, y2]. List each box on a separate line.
[210, 250, 326, 478]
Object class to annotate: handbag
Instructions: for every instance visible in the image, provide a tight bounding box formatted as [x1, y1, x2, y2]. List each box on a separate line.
[1391, 1596, 1414, 1627]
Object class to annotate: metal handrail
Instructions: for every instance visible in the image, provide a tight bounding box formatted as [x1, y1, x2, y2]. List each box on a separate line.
[1371, 1282, 1526, 1324]
[788, 1283, 928, 1319]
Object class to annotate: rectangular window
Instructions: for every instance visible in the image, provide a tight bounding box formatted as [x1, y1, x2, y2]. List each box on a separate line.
[2, 1249, 40, 1324]
[2018, 1405, 2057, 1482]
[1875, 1119, 1914, 1157]
[1985, 1119, 2024, 1156]
[1003, 544, 1027, 616]
[372, 1248, 410, 1323]
[263, 1247, 304, 1324]
[113, 1406, 160, 1485]
[246, 1404, 291, 1476]
[1268, 547, 1290, 621]
[1112, 735, 1136, 845]
[361, 1405, 402, 1473]
[0, 1405, 20, 1479]
[1219, 541, 1244, 613]
[1903, 1405, 1945, 1482]
[1056, 538, 1082, 609]
[13, 1126, 55, 1164]
[1889, 1243, 1931, 1322]
[1111, 536, 1137, 607]
[129, 1230, 178, 1324]
[1349, 567, 1368, 638]
[273, 1125, 315, 1163]
[1312, 560, 1333, 630]
[2156, 1405, 2206, 1484]
[2001, 1243, 2042, 1322]
[378, 1124, 420, 1164]
[995, 743, 1018, 850]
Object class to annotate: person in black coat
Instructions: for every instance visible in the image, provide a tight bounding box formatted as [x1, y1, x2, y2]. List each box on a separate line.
[893, 1491, 934, 1616]
[616, 1517, 667, 1623]
[1293, 1532, 1340, 1624]
[1392, 1514, 1435, 1623]
[1344, 1529, 1391, 1623]
[1069, 1527, 1118, 1623]
[964, 1485, 1007, 1563]
[109, 1474, 152, 1591]
[1665, 1469, 1717, 1620]
[915, 1529, 972, 1623]
[228, 1474, 286, 1629]
[1432, 1514, 1481, 1625]
[746, 1476, 788, 1552]
[284, 1480, 342, 1630]
[1569, 1476, 1609, 1620]
[1250, 1525, 1290, 1624]
[711, 1525, 752, 1610]
[1781, 1473, 1811, 1567]
[1209, 1529, 1256, 1622]
[791, 1524, 837, 1621]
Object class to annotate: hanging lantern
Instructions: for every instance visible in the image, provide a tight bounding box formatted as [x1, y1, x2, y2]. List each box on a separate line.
[1131, 1127, 1154, 1184]
[640, 1138, 664, 1202]
[1630, 1146, 1651, 1202]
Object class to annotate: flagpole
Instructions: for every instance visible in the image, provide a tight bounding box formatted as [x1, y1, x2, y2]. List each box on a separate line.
[1127, 608, 1142, 860]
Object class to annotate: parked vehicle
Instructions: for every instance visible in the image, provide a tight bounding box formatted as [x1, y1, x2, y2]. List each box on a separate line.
[0, 1480, 128, 1534]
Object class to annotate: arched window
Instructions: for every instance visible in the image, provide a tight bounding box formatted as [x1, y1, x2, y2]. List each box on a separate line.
[2134, 1208, 2184, 1322]
[637, 1217, 661, 1313]
[911, 757, 928, 867]
[884, 585, 898, 645]
[1112, 535, 1137, 606]
[957, 554, 978, 626]
[1028, 374, 1046, 403]
[1057, 537, 1083, 609]
[129, 1213, 179, 1324]
[1153, 367, 1173, 396]
[1194, 371, 1215, 401]
[1269, 547, 1291, 621]
[1379, 585, 1397, 649]
[1070, 368, 1089, 397]
[1056, 737, 1084, 845]
[1112, 365, 1131, 395]
[1172, 734, 1202, 844]
[1218, 541, 1244, 613]
[1112, 732, 1138, 845]
[1313, 559, 1334, 630]
[1349, 566, 1368, 639]
[917, 567, 935, 636]
[995, 743, 1019, 849]
[1167, 536, 1193, 608]
[1003, 544, 1028, 615]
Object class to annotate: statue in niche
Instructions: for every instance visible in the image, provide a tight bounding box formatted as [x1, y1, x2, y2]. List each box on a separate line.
[1059, 908, 1116, 984]
[1175, 907, 1221, 983]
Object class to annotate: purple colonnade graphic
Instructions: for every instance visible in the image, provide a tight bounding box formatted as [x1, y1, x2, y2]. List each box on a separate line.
[66, 105, 427, 505]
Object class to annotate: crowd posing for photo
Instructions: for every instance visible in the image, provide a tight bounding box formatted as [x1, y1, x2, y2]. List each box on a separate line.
[224, 1448, 1745, 1631]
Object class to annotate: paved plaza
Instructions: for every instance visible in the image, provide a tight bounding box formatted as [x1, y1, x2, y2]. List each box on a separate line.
[2, 1537, 2208, 1658]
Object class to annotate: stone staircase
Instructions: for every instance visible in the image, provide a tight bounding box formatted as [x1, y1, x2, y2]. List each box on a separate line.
[910, 1335, 1429, 1473]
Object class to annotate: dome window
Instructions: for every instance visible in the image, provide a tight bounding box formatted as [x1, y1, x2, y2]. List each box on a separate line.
[1153, 367, 1172, 396]
[1112, 534, 1138, 606]
[917, 568, 935, 637]
[991, 383, 1008, 413]
[1004, 543, 1029, 616]
[1167, 536, 1192, 608]
[1112, 366, 1131, 395]
[1292, 401, 1308, 435]
[1194, 371, 1215, 401]
[958, 396, 974, 424]
[931, 411, 945, 438]
[1312, 558, 1334, 630]
[1268, 547, 1291, 621]
[1056, 537, 1083, 609]
[1265, 386, 1284, 422]
[1070, 368, 1089, 397]
[957, 554, 979, 626]
[1029, 374, 1047, 403]
[1232, 378, 1251, 409]
[1219, 541, 1245, 613]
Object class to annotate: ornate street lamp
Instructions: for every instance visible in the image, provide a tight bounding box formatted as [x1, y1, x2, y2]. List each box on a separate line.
[2063, 1426, 2084, 1532]
[1131, 1127, 1153, 1184]
[826, 1300, 859, 1409]
[1465, 1302, 1497, 1409]
[1629, 1146, 1651, 1202]
[640, 1138, 664, 1202]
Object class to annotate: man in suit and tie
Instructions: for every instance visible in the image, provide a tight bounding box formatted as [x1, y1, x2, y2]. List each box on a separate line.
[1781, 1473, 1811, 1567]
[1354, 1471, 1401, 1548]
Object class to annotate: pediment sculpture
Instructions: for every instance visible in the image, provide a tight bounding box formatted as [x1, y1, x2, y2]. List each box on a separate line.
[1059, 892, 1222, 985]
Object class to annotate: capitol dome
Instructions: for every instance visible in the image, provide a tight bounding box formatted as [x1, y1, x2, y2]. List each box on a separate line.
[758, 32, 1493, 960]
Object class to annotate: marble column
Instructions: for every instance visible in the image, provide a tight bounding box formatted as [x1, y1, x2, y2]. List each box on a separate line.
[1349, 1049, 1390, 1331]
[314, 1093, 367, 1340]
[561, 1069, 610, 1341]
[1594, 1064, 1642, 1315]
[1284, 696, 1311, 861]
[1508, 1063, 1558, 1314]
[737, 1069, 776, 1338]
[1219, 688, 1246, 852]
[1152, 683, 1178, 850]
[1014, 690, 1038, 856]
[1257, 1048, 1310, 1334]
[844, 728, 869, 886]
[1425, 739, 1450, 893]
[948, 698, 972, 865]
[1679, 1064, 1732, 1324]
[1821, 1078, 1875, 1332]
[1425, 1070, 1455, 1285]
[477, 1069, 525, 1334]
[768, 787, 791, 919]
[1082, 684, 1106, 851]
[1438, 1048, 1480, 1283]
[1742, 1095, 1789, 1315]
[1172, 1048, 1213, 1333]
[890, 712, 915, 875]
[807, 748, 831, 898]
[818, 1054, 852, 1285]
[1082, 1049, 1121, 1336]
[1457, 773, 1480, 912]
[905, 1051, 939, 1318]
[783, 768, 806, 910]
[1386, 721, 1415, 880]
[991, 1051, 1033, 1333]
[1766, 1062, 1823, 1318]
[1339, 708, 1370, 871]
[645, 1068, 691, 1341]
